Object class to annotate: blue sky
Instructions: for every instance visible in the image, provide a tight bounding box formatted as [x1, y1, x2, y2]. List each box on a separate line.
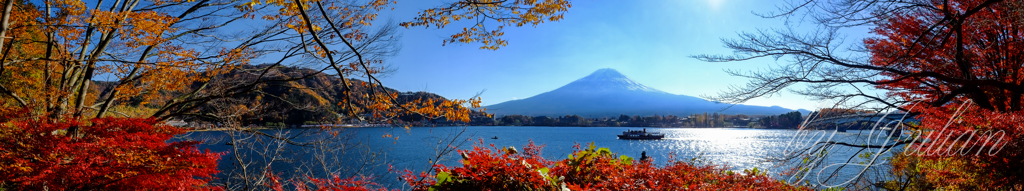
[375, 0, 848, 111]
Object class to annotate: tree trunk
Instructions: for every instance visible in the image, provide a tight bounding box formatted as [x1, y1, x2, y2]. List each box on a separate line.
[0, 0, 15, 58]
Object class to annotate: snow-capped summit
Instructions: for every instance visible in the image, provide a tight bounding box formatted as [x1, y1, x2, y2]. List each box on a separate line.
[556, 68, 664, 93]
[485, 68, 801, 117]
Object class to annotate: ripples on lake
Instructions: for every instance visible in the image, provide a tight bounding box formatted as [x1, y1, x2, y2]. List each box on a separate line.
[189, 126, 902, 189]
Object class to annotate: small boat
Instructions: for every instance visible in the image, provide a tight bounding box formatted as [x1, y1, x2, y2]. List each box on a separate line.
[617, 129, 664, 140]
[491, 136, 498, 139]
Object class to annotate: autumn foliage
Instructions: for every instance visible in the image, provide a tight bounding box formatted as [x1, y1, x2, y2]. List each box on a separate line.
[865, 0, 1024, 112]
[0, 0, 573, 189]
[864, 0, 1024, 189]
[881, 104, 1024, 190]
[264, 171, 392, 191]
[400, 0, 572, 50]
[403, 141, 808, 191]
[0, 117, 222, 190]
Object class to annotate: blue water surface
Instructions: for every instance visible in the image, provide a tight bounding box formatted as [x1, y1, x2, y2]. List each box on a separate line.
[187, 126, 902, 189]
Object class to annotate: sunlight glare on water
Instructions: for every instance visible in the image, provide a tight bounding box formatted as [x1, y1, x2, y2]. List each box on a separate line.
[191, 126, 889, 188]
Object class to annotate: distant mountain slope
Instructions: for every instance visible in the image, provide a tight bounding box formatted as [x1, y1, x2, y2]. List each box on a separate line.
[91, 65, 476, 124]
[221, 66, 492, 124]
[485, 68, 803, 117]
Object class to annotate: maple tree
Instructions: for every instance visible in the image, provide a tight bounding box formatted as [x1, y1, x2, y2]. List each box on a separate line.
[0, 117, 222, 190]
[881, 107, 1023, 190]
[864, 0, 1024, 189]
[0, 0, 571, 125]
[0, 0, 572, 189]
[403, 141, 809, 191]
[400, 0, 571, 50]
[865, 0, 1023, 112]
[698, 0, 1023, 189]
[264, 170, 393, 191]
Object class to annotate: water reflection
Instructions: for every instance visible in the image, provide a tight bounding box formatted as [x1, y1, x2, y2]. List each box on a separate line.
[190, 126, 896, 188]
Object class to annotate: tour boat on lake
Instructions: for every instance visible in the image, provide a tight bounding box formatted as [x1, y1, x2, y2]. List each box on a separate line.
[617, 129, 665, 140]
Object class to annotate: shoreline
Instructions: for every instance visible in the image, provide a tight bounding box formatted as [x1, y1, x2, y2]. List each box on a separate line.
[184, 125, 801, 132]
[184, 124, 393, 132]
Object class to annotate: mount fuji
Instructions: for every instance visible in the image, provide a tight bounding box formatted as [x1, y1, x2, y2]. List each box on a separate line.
[485, 68, 805, 117]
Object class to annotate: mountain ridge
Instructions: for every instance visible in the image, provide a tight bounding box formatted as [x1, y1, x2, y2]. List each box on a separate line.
[90, 65, 478, 125]
[486, 69, 805, 117]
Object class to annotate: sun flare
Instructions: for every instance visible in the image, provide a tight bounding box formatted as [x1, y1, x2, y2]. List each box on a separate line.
[707, 0, 724, 11]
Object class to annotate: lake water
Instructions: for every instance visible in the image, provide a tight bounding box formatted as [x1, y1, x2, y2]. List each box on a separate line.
[188, 126, 902, 189]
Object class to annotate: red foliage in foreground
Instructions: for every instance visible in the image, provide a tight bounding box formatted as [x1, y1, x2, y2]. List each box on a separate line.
[893, 103, 1024, 189]
[864, 0, 1024, 189]
[402, 140, 555, 191]
[266, 170, 395, 191]
[404, 141, 808, 191]
[0, 117, 222, 190]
